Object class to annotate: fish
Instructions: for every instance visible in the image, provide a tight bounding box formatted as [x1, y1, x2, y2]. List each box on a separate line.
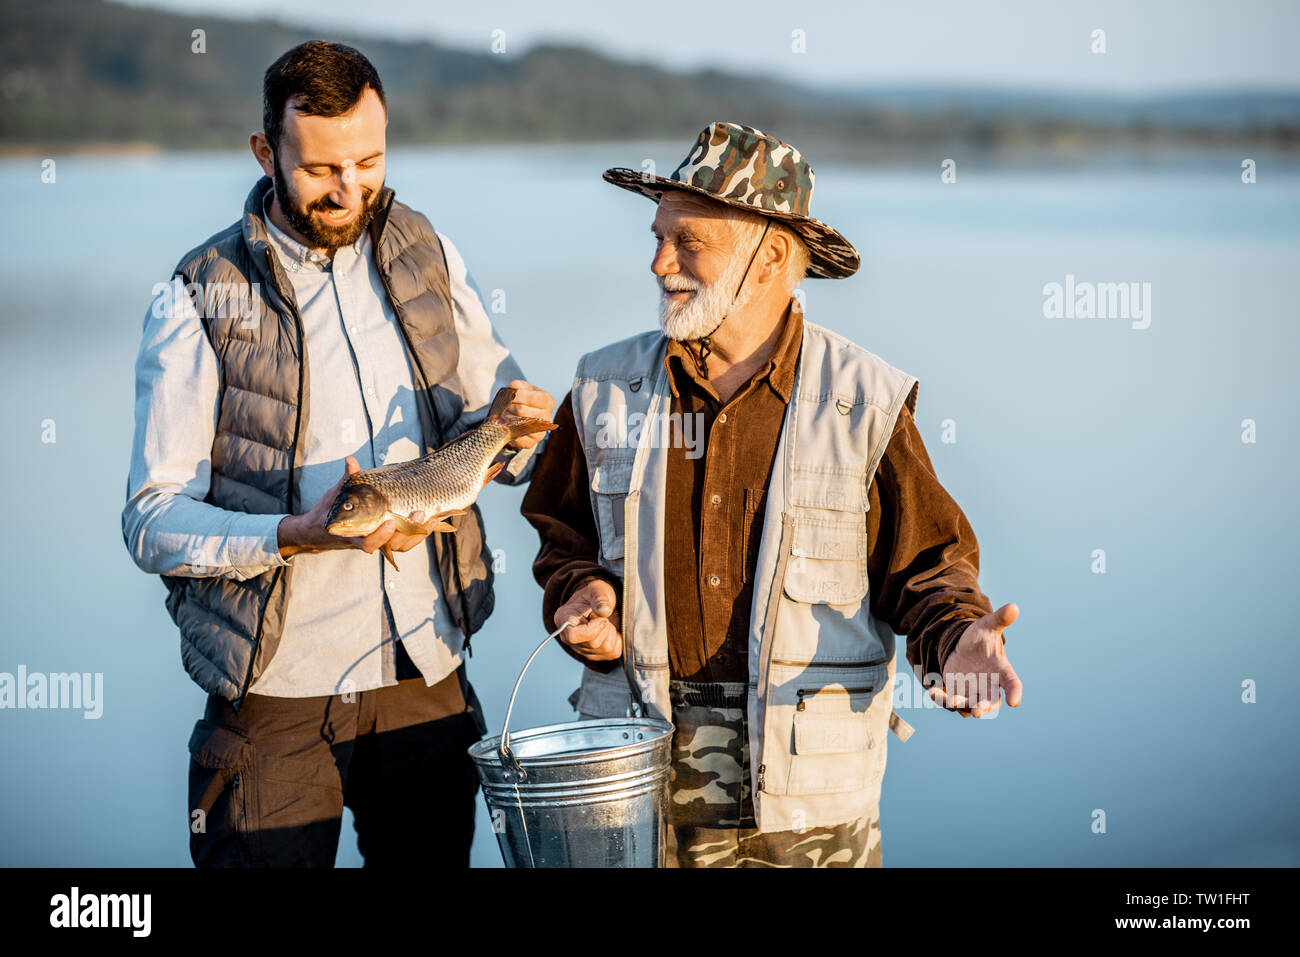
[324, 387, 556, 570]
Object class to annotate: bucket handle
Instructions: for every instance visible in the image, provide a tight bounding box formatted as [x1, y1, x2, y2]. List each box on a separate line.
[498, 611, 647, 781]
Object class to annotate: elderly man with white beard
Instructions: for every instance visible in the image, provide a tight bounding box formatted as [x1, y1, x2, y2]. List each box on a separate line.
[521, 122, 1024, 867]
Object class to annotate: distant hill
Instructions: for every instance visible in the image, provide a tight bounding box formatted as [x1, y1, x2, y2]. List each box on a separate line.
[2, 0, 1297, 153]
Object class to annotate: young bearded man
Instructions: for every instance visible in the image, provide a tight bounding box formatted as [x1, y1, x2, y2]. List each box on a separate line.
[124, 42, 554, 867]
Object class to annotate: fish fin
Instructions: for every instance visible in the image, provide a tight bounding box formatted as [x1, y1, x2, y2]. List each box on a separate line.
[481, 461, 505, 487]
[486, 386, 518, 425]
[504, 417, 558, 444]
[389, 513, 426, 536]
[380, 544, 400, 571]
[425, 509, 465, 532]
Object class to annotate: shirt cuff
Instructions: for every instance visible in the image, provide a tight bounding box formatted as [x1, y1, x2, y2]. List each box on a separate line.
[234, 513, 292, 571]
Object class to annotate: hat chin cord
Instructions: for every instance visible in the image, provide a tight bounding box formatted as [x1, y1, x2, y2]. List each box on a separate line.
[691, 220, 770, 380]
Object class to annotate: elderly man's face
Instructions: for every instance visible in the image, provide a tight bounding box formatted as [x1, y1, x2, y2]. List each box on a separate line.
[651, 192, 760, 340]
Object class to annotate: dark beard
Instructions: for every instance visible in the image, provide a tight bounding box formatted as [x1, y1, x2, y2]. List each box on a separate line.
[272, 153, 379, 252]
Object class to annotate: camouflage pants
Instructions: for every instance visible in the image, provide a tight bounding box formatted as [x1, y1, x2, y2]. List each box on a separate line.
[665, 681, 882, 868]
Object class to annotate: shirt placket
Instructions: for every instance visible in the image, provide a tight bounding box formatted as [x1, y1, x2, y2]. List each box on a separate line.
[332, 250, 385, 466]
[701, 393, 744, 677]
[331, 248, 398, 616]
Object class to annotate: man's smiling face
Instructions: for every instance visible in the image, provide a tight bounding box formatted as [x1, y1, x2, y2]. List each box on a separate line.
[650, 191, 763, 341]
[269, 85, 387, 253]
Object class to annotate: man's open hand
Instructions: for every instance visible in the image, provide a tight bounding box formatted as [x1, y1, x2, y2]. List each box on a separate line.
[930, 603, 1023, 718]
[554, 579, 623, 662]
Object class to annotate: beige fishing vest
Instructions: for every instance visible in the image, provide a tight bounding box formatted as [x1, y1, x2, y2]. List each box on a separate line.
[570, 316, 920, 831]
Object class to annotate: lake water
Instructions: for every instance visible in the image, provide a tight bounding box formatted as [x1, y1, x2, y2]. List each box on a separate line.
[1, 142, 1297, 866]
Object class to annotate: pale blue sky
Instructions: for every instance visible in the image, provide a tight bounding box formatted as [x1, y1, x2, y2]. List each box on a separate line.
[123, 0, 1300, 93]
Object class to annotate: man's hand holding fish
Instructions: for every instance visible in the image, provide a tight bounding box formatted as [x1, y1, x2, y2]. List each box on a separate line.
[500, 379, 556, 450]
[275, 455, 446, 560]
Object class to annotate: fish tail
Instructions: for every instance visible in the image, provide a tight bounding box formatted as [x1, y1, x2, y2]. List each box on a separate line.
[485, 387, 517, 425]
[503, 417, 558, 443]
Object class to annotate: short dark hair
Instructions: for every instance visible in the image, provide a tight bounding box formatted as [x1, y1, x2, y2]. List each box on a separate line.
[262, 41, 386, 153]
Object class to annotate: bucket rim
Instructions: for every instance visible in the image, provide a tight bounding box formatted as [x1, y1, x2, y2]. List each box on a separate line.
[468, 716, 674, 768]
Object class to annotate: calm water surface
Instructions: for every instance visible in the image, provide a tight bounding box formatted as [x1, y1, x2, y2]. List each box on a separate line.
[1, 143, 1296, 866]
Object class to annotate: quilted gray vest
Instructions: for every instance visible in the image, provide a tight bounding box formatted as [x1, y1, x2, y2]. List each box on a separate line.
[164, 177, 495, 709]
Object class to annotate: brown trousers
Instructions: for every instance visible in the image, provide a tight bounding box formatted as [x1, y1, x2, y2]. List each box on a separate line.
[187, 652, 483, 868]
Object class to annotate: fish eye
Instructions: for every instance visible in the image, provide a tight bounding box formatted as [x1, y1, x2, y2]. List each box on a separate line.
[343, 503, 353, 510]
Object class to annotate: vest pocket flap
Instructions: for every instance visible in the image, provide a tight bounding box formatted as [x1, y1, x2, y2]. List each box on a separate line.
[790, 518, 864, 561]
[591, 461, 634, 562]
[783, 519, 867, 605]
[591, 462, 633, 494]
[793, 712, 873, 754]
[188, 720, 247, 770]
[788, 468, 865, 512]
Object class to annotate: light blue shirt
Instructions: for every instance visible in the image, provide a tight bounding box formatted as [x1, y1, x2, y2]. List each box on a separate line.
[124, 197, 535, 697]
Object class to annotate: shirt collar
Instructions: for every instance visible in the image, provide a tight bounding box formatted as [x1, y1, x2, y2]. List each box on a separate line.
[261, 191, 366, 270]
[663, 296, 804, 404]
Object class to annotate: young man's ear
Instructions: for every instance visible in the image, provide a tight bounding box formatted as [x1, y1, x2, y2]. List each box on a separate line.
[249, 132, 274, 178]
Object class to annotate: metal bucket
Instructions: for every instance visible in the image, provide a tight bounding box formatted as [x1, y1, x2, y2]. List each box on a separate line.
[469, 623, 674, 868]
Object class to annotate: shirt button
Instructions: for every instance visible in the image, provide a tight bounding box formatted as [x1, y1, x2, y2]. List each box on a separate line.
[377, 452, 386, 464]
[350, 326, 358, 334]
[710, 494, 722, 506]
[708, 575, 721, 587]
[366, 386, 375, 396]
[386, 579, 396, 590]
[718, 413, 728, 424]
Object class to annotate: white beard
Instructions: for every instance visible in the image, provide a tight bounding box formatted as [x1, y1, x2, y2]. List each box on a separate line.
[657, 254, 754, 341]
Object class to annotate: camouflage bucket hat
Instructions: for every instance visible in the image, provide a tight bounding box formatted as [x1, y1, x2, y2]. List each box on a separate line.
[603, 121, 859, 279]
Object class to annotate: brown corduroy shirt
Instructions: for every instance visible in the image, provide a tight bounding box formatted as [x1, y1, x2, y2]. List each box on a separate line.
[521, 303, 993, 687]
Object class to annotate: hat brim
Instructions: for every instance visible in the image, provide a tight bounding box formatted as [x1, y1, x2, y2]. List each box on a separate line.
[602, 167, 860, 279]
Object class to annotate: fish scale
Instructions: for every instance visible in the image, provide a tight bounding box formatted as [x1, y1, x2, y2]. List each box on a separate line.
[324, 386, 556, 570]
[367, 425, 512, 516]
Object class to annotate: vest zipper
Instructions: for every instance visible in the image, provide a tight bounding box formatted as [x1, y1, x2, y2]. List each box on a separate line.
[621, 494, 638, 716]
[755, 513, 796, 797]
[796, 686, 875, 711]
[772, 656, 888, 669]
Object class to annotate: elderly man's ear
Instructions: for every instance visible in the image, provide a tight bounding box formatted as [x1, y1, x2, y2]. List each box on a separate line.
[765, 230, 791, 280]
[755, 228, 797, 286]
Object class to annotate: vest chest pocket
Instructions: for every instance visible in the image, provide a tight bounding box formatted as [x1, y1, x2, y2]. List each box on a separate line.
[782, 468, 868, 605]
[591, 461, 634, 563]
[782, 515, 868, 605]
